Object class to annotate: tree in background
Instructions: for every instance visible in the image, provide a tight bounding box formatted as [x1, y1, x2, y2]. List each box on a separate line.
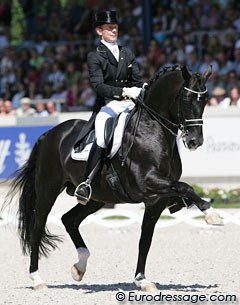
[10, 0, 25, 45]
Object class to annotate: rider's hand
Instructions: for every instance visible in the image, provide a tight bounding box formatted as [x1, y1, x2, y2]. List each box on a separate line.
[122, 87, 142, 100]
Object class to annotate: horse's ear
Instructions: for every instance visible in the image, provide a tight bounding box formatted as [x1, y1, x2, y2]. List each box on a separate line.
[181, 66, 191, 81]
[203, 65, 212, 82]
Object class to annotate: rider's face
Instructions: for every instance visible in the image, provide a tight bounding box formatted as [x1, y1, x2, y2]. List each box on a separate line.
[96, 24, 118, 43]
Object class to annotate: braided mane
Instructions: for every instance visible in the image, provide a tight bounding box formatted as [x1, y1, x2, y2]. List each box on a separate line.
[147, 64, 181, 90]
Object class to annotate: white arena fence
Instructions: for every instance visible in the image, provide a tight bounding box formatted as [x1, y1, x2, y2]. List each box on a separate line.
[1, 207, 240, 229]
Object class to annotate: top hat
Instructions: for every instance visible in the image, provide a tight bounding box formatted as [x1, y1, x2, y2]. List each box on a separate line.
[93, 11, 119, 28]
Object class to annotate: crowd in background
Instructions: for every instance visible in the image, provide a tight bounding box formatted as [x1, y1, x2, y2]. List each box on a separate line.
[1, 0, 240, 117]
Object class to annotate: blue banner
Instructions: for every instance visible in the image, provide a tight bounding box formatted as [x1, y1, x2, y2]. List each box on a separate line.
[0, 126, 54, 179]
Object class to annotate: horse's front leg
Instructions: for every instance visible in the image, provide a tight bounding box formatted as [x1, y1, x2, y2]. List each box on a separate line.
[172, 181, 223, 225]
[61, 200, 104, 282]
[134, 200, 166, 292]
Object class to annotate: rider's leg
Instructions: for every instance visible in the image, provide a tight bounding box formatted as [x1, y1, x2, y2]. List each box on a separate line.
[74, 106, 111, 204]
[75, 100, 135, 204]
[75, 141, 106, 204]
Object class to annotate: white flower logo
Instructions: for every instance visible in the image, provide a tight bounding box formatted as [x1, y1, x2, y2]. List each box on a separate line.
[14, 133, 31, 168]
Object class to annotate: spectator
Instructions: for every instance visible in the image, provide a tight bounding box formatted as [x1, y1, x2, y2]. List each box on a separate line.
[0, 66, 16, 97]
[33, 102, 49, 117]
[29, 47, 44, 71]
[41, 82, 54, 99]
[225, 70, 240, 94]
[18, 48, 31, 75]
[208, 86, 226, 106]
[47, 61, 65, 87]
[0, 47, 13, 74]
[16, 97, 36, 117]
[0, 26, 9, 51]
[4, 100, 16, 116]
[0, 98, 5, 115]
[46, 101, 59, 116]
[215, 50, 234, 77]
[73, 45, 88, 70]
[50, 82, 67, 111]
[64, 61, 81, 87]
[147, 39, 163, 69]
[40, 60, 52, 86]
[219, 86, 240, 107]
[65, 82, 81, 110]
[25, 66, 41, 87]
[199, 51, 219, 75]
[0, 2, 240, 109]
[26, 81, 38, 100]
[33, 33, 48, 55]
[206, 71, 226, 97]
[11, 82, 26, 109]
[78, 78, 96, 111]
[186, 51, 202, 73]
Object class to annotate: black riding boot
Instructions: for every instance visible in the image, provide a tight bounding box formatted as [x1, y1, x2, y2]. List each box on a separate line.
[74, 141, 106, 205]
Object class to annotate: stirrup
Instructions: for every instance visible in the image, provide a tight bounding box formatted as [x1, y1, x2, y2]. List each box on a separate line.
[74, 182, 92, 205]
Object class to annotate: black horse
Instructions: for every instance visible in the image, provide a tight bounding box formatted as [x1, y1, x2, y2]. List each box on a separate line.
[4, 65, 222, 291]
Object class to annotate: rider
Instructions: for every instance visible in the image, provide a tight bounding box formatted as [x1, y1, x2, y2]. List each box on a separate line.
[75, 10, 144, 204]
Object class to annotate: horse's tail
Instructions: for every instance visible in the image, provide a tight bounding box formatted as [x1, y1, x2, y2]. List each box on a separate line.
[3, 131, 61, 257]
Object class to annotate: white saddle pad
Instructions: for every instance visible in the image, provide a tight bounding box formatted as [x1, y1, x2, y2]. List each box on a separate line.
[71, 111, 129, 161]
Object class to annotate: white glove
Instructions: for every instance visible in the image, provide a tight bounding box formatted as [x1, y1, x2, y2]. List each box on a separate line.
[122, 87, 142, 100]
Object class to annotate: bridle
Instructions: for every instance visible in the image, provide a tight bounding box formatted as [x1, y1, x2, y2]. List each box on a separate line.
[178, 85, 208, 137]
[183, 87, 208, 102]
[137, 84, 208, 136]
[121, 81, 208, 165]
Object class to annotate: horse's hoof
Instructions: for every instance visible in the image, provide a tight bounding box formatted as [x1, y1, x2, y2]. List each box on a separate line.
[205, 213, 224, 226]
[134, 278, 157, 292]
[71, 264, 85, 281]
[33, 283, 48, 291]
[141, 282, 157, 292]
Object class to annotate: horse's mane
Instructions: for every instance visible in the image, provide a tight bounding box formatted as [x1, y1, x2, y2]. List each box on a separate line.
[147, 64, 181, 90]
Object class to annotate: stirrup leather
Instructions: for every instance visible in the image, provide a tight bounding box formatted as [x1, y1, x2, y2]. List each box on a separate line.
[74, 181, 92, 202]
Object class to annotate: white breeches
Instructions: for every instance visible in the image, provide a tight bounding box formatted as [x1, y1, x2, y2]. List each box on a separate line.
[95, 99, 135, 148]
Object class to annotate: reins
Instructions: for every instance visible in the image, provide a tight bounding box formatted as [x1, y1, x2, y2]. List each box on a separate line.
[121, 79, 208, 166]
[121, 104, 142, 166]
[121, 89, 179, 166]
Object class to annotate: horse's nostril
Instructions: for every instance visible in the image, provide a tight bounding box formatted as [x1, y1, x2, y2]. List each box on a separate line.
[189, 138, 197, 148]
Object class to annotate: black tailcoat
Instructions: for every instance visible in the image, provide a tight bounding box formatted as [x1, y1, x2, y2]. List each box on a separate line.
[75, 43, 143, 145]
[87, 43, 143, 112]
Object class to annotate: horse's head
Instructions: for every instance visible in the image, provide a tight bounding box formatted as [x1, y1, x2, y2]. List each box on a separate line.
[178, 65, 212, 150]
[141, 65, 211, 151]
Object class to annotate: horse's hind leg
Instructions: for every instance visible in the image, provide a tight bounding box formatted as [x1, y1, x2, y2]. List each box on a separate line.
[61, 199, 104, 281]
[134, 200, 166, 292]
[29, 188, 61, 290]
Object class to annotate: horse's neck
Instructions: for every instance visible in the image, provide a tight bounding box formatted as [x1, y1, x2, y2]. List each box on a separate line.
[144, 71, 183, 118]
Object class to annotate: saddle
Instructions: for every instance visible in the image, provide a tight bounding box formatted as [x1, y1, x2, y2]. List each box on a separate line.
[71, 109, 138, 203]
[74, 115, 119, 156]
[71, 111, 131, 161]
